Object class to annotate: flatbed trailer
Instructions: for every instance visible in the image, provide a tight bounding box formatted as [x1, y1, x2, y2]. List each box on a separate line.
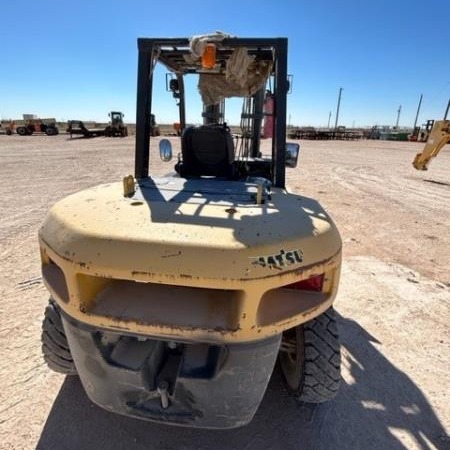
[67, 120, 105, 138]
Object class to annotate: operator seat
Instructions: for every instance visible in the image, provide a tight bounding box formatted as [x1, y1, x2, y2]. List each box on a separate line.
[177, 124, 235, 178]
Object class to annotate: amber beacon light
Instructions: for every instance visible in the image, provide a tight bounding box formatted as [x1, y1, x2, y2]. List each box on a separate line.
[201, 43, 216, 69]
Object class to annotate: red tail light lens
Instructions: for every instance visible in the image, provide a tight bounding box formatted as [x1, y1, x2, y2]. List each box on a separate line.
[283, 274, 324, 292]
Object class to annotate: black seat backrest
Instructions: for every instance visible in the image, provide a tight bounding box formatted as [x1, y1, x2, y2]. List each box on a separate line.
[180, 125, 234, 177]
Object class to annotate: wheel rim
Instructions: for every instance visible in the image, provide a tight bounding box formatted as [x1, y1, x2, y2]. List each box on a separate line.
[279, 326, 304, 391]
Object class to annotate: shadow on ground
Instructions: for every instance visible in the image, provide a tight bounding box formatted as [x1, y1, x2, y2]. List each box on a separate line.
[36, 314, 448, 450]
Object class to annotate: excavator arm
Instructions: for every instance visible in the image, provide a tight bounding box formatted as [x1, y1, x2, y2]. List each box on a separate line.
[413, 120, 450, 170]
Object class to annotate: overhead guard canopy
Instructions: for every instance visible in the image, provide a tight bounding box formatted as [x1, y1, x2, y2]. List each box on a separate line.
[135, 36, 288, 187]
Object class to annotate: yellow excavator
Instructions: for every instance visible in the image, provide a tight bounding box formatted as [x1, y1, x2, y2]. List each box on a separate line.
[413, 120, 450, 170]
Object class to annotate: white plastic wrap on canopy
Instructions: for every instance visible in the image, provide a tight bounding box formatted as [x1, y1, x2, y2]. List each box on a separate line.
[184, 31, 231, 64]
[199, 48, 272, 105]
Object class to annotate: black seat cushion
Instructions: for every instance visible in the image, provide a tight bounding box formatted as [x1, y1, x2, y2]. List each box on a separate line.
[180, 125, 234, 177]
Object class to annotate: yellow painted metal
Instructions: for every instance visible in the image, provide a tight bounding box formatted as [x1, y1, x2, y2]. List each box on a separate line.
[122, 175, 135, 197]
[413, 120, 450, 170]
[39, 180, 342, 343]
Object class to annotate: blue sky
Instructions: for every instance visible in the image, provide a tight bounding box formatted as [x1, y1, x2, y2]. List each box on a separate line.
[1, 0, 449, 127]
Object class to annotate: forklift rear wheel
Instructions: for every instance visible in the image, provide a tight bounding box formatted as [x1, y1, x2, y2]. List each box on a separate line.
[279, 307, 340, 403]
[41, 299, 77, 375]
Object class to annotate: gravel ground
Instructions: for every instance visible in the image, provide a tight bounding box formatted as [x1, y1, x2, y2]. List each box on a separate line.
[0, 134, 448, 449]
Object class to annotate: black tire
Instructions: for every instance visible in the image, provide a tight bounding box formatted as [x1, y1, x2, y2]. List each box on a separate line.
[279, 307, 340, 403]
[45, 127, 58, 136]
[6, 129, 12, 135]
[41, 299, 77, 375]
[16, 126, 28, 136]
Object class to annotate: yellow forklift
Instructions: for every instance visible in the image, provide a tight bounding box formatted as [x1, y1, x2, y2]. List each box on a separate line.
[39, 36, 342, 428]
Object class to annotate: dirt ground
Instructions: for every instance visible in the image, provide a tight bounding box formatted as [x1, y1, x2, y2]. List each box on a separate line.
[0, 134, 449, 450]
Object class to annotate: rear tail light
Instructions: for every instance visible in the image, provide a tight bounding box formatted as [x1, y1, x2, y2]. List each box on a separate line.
[282, 274, 324, 292]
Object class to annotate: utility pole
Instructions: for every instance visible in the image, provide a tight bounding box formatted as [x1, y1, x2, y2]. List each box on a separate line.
[395, 105, 401, 128]
[327, 111, 332, 128]
[334, 87, 343, 130]
[444, 98, 450, 120]
[413, 94, 423, 130]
